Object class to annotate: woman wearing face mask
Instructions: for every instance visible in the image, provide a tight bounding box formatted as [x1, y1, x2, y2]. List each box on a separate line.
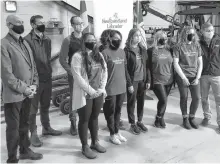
[147, 31, 174, 128]
[173, 26, 203, 130]
[71, 33, 108, 159]
[124, 28, 151, 134]
[102, 30, 128, 145]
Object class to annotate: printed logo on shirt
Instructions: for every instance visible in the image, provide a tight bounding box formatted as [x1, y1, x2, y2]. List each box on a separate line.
[91, 63, 102, 69]
[159, 53, 168, 59]
[136, 54, 142, 60]
[184, 52, 197, 57]
[112, 57, 124, 64]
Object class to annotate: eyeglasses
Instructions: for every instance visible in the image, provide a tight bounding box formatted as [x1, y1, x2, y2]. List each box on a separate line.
[73, 22, 84, 26]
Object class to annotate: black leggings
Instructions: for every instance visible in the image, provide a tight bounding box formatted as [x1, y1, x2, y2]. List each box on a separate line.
[77, 95, 103, 146]
[176, 76, 200, 117]
[153, 84, 172, 117]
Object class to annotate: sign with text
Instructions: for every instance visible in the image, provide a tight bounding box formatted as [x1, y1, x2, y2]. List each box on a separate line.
[93, 0, 133, 48]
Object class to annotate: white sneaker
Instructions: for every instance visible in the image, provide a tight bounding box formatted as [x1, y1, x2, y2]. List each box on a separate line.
[109, 135, 121, 145]
[115, 133, 127, 142]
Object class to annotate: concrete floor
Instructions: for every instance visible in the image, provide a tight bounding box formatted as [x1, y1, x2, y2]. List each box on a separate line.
[1, 88, 220, 163]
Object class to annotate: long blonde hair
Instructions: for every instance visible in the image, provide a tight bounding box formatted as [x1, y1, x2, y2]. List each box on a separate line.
[152, 30, 169, 50]
[178, 26, 199, 44]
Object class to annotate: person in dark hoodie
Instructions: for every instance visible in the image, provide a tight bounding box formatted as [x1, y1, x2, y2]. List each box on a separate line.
[147, 30, 174, 128]
[25, 15, 62, 148]
[124, 28, 151, 135]
[199, 23, 220, 133]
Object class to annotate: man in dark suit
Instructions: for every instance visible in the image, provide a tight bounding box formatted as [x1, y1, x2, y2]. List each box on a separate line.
[25, 15, 62, 148]
[1, 15, 43, 163]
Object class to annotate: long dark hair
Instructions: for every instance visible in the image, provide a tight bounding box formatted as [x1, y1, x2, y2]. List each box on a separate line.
[108, 29, 122, 45]
[99, 29, 112, 52]
[81, 32, 105, 78]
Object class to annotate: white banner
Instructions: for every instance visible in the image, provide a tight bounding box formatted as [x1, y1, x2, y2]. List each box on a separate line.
[93, 0, 133, 48]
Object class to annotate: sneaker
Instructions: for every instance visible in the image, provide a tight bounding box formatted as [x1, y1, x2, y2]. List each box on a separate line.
[90, 142, 106, 153]
[201, 118, 211, 127]
[19, 148, 43, 160]
[42, 126, 62, 136]
[30, 130, 43, 147]
[183, 117, 191, 130]
[137, 122, 148, 132]
[115, 133, 127, 142]
[160, 117, 166, 128]
[130, 124, 141, 135]
[154, 116, 161, 128]
[82, 145, 97, 159]
[109, 135, 121, 145]
[189, 117, 199, 129]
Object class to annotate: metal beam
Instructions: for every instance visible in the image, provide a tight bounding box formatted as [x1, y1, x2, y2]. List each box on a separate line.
[177, 7, 220, 15]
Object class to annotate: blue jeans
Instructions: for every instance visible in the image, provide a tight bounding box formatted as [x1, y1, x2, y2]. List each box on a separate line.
[200, 75, 220, 126]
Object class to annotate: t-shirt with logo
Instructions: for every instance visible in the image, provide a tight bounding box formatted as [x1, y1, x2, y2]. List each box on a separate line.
[152, 48, 174, 85]
[102, 48, 127, 96]
[86, 54, 103, 99]
[132, 46, 144, 81]
[173, 43, 202, 78]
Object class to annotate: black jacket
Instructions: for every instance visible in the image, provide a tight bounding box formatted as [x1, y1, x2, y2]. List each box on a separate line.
[124, 44, 151, 88]
[200, 34, 220, 76]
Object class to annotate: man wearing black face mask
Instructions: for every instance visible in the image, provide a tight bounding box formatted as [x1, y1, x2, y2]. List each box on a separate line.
[1, 15, 42, 163]
[25, 15, 62, 148]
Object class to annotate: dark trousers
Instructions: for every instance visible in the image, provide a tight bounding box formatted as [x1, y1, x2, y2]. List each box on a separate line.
[153, 84, 172, 117]
[176, 75, 200, 117]
[103, 93, 125, 135]
[127, 81, 145, 124]
[68, 74, 77, 121]
[4, 98, 31, 163]
[29, 80, 52, 132]
[77, 95, 103, 145]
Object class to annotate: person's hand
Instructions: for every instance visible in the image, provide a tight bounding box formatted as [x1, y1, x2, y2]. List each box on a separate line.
[182, 77, 190, 86]
[146, 83, 151, 90]
[128, 86, 134, 94]
[29, 85, 37, 94]
[191, 78, 199, 85]
[24, 87, 32, 97]
[91, 91, 102, 99]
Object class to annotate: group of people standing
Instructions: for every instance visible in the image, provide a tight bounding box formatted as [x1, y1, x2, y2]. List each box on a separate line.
[1, 14, 220, 163]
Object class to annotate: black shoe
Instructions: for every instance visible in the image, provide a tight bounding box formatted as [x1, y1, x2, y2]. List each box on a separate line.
[30, 130, 43, 147]
[42, 126, 62, 136]
[160, 117, 166, 128]
[201, 118, 211, 127]
[82, 145, 97, 159]
[183, 117, 191, 130]
[19, 148, 43, 160]
[6, 157, 19, 163]
[70, 120, 78, 136]
[154, 116, 161, 128]
[137, 121, 148, 132]
[189, 117, 199, 129]
[130, 124, 141, 135]
[90, 142, 106, 153]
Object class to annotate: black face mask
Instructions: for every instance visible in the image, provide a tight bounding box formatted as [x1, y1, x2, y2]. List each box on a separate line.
[110, 39, 121, 50]
[158, 38, 165, 45]
[36, 24, 45, 33]
[187, 33, 194, 41]
[85, 42, 96, 50]
[12, 24, 24, 34]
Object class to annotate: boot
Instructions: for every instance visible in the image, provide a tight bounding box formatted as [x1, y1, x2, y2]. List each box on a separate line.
[30, 130, 43, 147]
[183, 117, 191, 130]
[154, 116, 161, 128]
[42, 126, 62, 136]
[90, 141, 106, 153]
[82, 145, 97, 159]
[19, 148, 43, 160]
[70, 120, 78, 136]
[160, 117, 166, 128]
[189, 117, 199, 129]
